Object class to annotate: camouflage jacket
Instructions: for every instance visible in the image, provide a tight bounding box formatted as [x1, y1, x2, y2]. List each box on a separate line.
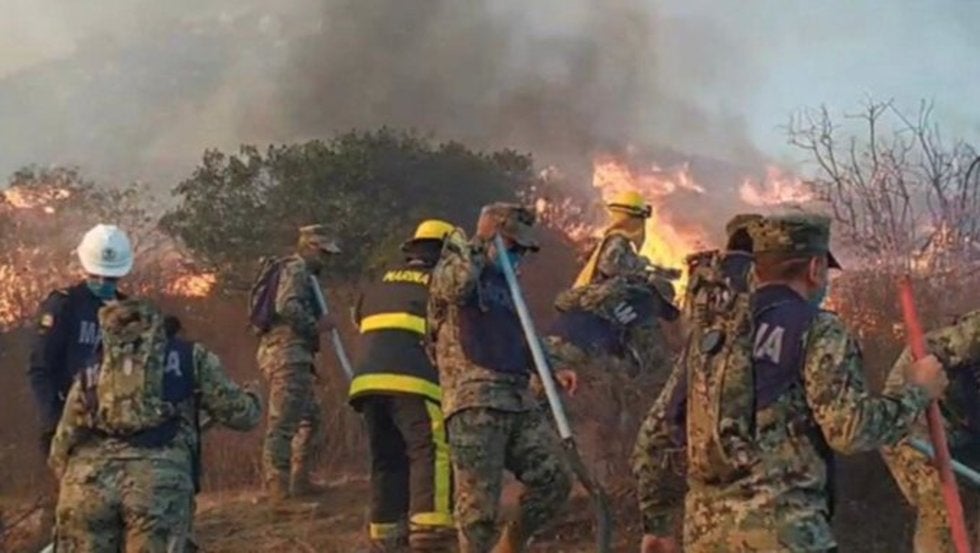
[553, 276, 672, 374]
[879, 309, 980, 553]
[428, 236, 537, 419]
[49, 343, 261, 479]
[596, 233, 648, 282]
[632, 311, 930, 550]
[256, 255, 320, 368]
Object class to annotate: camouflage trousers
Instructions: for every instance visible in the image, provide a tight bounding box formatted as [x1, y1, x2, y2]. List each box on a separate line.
[260, 362, 325, 489]
[883, 436, 980, 553]
[54, 457, 193, 552]
[448, 407, 572, 553]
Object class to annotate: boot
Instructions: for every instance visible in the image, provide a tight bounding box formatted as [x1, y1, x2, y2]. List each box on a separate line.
[490, 521, 526, 553]
[368, 538, 410, 553]
[263, 473, 291, 502]
[368, 521, 409, 553]
[408, 524, 456, 552]
[290, 473, 328, 497]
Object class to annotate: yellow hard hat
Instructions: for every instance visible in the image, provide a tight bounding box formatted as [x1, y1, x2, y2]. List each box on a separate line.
[606, 190, 651, 219]
[412, 219, 455, 241]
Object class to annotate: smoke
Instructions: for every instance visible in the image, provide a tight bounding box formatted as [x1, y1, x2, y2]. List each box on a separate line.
[0, 0, 768, 187]
[277, 1, 765, 173]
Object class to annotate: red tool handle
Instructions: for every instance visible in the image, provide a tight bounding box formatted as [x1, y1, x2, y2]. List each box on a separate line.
[899, 276, 971, 553]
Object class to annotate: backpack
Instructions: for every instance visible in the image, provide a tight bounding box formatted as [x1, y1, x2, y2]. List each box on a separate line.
[681, 249, 758, 484]
[248, 257, 284, 335]
[82, 303, 180, 437]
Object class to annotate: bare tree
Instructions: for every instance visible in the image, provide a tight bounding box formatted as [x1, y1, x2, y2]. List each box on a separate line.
[787, 99, 979, 272]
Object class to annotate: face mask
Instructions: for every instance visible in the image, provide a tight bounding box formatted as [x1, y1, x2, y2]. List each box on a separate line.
[494, 247, 523, 271]
[87, 279, 118, 300]
[809, 274, 831, 308]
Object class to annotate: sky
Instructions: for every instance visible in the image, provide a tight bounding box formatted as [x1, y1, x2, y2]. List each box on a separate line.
[0, 0, 976, 185]
[655, 1, 980, 162]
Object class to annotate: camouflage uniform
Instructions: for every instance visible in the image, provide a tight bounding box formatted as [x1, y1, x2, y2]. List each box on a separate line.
[256, 223, 339, 497]
[49, 299, 261, 553]
[880, 310, 980, 553]
[588, 231, 677, 373]
[547, 276, 679, 478]
[632, 214, 933, 552]
[429, 204, 572, 553]
[257, 252, 327, 495]
[595, 233, 648, 281]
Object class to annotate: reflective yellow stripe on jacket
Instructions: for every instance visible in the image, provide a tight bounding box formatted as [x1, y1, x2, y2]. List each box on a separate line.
[349, 373, 442, 403]
[359, 312, 427, 335]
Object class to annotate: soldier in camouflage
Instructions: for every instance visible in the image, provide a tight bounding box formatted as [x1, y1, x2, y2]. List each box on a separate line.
[880, 310, 980, 553]
[632, 214, 948, 553]
[428, 203, 577, 553]
[545, 274, 680, 477]
[624, 213, 763, 542]
[682, 213, 760, 310]
[257, 224, 340, 500]
[49, 299, 261, 552]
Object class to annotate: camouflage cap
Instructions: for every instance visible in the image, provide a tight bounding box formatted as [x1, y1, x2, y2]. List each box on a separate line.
[725, 213, 763, 238]
[298, 224, 341, 254]
[99, 298, 164, 344]
[481, 202, 539, 251]
[748, 213, 841, 269]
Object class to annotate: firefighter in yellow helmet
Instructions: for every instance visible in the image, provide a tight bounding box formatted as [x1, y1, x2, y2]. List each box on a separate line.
[349, 219, 457, 553]
[573, 190, 654, 288]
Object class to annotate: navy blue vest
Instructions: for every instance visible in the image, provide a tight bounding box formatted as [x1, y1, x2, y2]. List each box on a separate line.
[549, 287, 662, 357]
[82, 337, 196, 448]
[457, 267, 530, 375]
[750, 284, 834, 512]
[61, 284, 112, 392]
[721, 252, 753, 294]
[750, 285, 819, 410]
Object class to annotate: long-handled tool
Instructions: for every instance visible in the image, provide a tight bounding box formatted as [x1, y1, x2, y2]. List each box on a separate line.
[493, 234, 613, 553]
[910, 437, 980, 488]
[309, 275, 353, 380]
[899, 276, 971, 553]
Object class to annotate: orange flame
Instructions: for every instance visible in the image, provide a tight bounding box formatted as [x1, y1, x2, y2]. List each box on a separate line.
[165, 272, 218, 298]
[591, 157, 710, 294]
[739, 166, 814, 207]
[2, 186, 71, 214]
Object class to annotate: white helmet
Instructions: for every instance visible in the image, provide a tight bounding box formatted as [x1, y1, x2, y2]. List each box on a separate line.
[77, 224, 133, 278]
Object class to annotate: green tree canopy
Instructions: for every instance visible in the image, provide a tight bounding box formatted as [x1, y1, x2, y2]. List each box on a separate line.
[161, 129, 540, 285]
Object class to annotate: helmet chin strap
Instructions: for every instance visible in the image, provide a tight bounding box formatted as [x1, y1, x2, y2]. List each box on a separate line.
[606, 212, 645, 246]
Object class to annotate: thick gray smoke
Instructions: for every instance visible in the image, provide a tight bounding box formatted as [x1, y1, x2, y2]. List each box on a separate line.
[0, 0, 766, 186]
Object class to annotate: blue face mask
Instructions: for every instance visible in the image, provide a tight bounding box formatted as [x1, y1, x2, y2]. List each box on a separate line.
[87, 279, 118, 300]
[809, 277, 831, 308]
[494, 247, 524, 271]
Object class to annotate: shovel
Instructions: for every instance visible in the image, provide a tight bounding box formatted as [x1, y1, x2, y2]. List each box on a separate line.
[309, 275, 353, 380]
[493, 234, 613, 553]
[899, 277, 971, 553]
